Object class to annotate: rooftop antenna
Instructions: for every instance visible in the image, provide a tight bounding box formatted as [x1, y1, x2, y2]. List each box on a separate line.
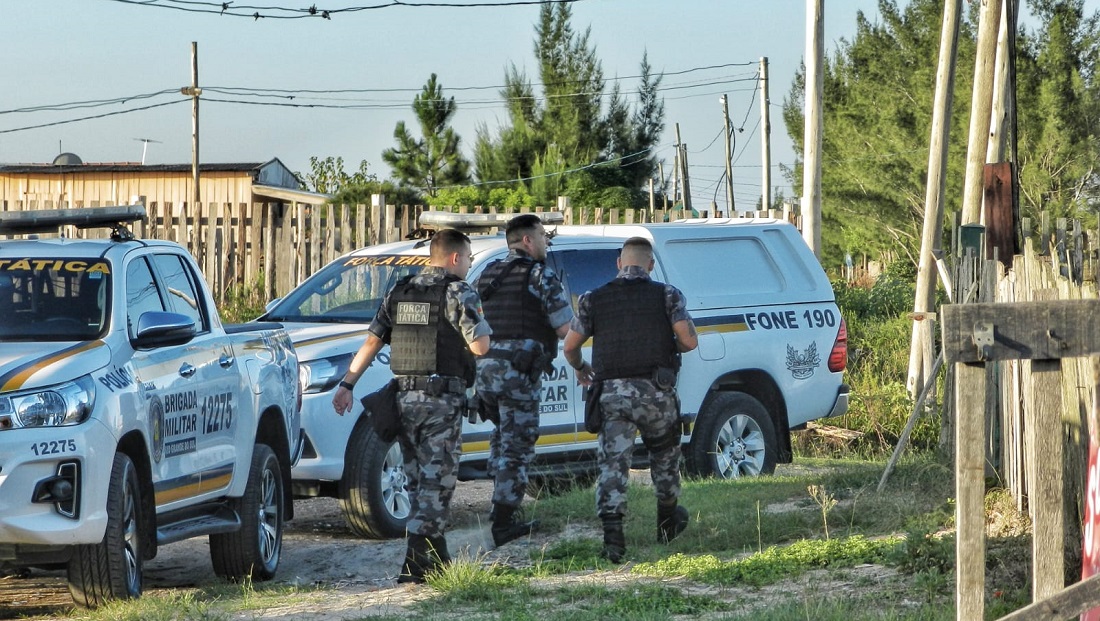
[133, 138, 162, 165]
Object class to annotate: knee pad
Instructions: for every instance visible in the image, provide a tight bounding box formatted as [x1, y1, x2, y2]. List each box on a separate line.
[642, 424, 681, 454]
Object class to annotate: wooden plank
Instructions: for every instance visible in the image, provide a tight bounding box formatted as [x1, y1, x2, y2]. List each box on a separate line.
[942, 299, 1100, 363]
[996, 573, 1100, 620]
[956, 361, 987, 621]
[263, 204, 275, 300]
[1027, 359, 1065, 601]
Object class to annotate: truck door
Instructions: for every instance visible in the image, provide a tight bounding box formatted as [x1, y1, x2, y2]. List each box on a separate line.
[545, 246, 621, 446]
[125, 254, 232, 510]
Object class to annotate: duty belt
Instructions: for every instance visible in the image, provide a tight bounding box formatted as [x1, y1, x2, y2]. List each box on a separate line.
[396, 375, 467, 395]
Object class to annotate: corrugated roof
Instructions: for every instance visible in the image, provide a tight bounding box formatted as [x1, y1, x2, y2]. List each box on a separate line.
[0, 162, 266, 174]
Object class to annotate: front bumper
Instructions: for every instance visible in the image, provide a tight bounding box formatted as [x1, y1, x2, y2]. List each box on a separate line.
[0, 418, 116, 549]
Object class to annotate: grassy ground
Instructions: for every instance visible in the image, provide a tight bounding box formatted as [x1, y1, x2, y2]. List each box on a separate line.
[62, 454, 1034, 621]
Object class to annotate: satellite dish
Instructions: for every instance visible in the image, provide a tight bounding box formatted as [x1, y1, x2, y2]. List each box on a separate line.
[53, 152, 83, 166]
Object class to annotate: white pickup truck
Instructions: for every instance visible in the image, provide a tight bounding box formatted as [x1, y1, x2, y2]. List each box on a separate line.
[0, 206, 302, 607]
[265, 213, 848, 540]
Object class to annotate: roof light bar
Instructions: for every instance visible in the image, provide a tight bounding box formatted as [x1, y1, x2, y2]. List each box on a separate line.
[418, 211, 564, 231]
[0, 205, 146, 237]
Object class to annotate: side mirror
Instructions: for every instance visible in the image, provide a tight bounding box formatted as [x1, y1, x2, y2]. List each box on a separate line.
[264, 297, 282, 313]
[132, 311, 196, 348]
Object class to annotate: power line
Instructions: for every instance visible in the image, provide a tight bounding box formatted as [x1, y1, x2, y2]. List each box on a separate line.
[102, 0, 586, 20]
[0, 100, 187, 135]
[0, 90, 179, 115]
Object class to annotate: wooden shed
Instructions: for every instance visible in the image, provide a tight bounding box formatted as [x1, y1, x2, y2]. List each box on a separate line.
[0, 157, 326, 212]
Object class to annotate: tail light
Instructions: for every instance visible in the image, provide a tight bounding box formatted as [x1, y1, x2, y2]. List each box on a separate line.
[828, 318, 847, 372]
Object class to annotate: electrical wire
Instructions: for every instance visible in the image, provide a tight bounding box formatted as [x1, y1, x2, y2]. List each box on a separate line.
[0, 100, 186, 135]
[102, 0, 585, 19]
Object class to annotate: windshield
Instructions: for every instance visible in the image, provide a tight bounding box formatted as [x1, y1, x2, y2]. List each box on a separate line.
[0, 257, 111, 341]
[263, 254, 429, 323]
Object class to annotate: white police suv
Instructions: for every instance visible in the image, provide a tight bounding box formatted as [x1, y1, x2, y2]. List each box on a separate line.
[264, 213, 848, 539]
[0, 207, 301, 607]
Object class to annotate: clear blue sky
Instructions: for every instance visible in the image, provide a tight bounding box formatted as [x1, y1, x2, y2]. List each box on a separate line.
[4, 0, 917, 210]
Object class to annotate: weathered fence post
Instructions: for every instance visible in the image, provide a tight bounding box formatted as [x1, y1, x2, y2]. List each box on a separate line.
[944, 299, 1100, 620]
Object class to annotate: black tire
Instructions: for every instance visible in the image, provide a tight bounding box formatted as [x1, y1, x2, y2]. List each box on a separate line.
[338, 424, 410, 539]
[210, 444, 284, 581]
[67, 452, 143, 608]
[687, 392, 778, 478]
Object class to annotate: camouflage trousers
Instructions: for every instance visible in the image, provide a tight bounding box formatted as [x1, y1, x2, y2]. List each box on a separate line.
[596, 378, 682, 518]
[476, 357, 541, 508]
[396, 390, 464, 538]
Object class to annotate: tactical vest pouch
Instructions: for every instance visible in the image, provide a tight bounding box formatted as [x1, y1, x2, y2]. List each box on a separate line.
[653, 367, 677, 391]
[360, 379, 401, 443]
[583, 382, 604, 434]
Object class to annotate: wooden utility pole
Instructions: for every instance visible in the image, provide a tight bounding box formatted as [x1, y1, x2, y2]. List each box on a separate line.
[181, 42, 202, 211]
[675, 123, 693, 212]
[986, 0, 1017, 162]
[720, 95, 735, 215]
[906, 0, 963, 396]
[659, 162, 668, 209]
[960, 0, 1003, 224]
[802, 0, 824, 257]
[760, 57, 772, 211]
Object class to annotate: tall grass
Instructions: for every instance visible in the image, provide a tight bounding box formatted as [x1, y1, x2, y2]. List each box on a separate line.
[817, 261, 942, 459]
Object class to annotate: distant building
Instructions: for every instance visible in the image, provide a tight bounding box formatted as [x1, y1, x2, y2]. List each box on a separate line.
[0, 156, 328, 211]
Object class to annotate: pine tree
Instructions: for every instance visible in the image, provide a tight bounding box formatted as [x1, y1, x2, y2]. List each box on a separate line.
[382, 74, 471, 197]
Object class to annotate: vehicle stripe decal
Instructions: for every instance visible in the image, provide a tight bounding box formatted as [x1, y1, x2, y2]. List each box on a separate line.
[693, 314, 751, 333]
[0, 340, 106, 392]
[154, 464, 234, 504]
[295, 329, 373, 349]
[461, 427, 577, 453]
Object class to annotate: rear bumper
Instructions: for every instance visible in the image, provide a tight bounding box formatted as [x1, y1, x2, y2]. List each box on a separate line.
[826, 383, 850, 418]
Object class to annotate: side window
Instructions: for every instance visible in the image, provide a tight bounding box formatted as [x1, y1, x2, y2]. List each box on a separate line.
[548, 248, 621, 311]
[125, 258, 165, 339]
[152, 254, 207, 332]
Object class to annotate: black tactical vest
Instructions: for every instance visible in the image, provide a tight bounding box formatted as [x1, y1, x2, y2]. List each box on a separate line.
[589, 278, 676, 381]
[478, 256, 558, 356]
[388, 274, 474, 384]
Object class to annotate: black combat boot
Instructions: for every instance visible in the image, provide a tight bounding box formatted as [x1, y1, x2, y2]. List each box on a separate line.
[657, 502, 690, 544]
[426, 534, 452, 568]
[397, 534, 431, 584]
[490, 503, 540, 547]
[600, 513, 626, 563]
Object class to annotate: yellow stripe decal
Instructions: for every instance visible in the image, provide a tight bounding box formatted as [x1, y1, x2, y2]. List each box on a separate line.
[0, 340, 106, 392]
[296, 328, 373, 348]
[462, 431, 578, 454]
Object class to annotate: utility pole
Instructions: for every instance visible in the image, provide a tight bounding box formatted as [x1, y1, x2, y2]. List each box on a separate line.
[760, 57, 772, 211]
[658, 162, 668, 210]
[181, 42, 202, 211]
[986, 0, 1019, 163]
[960, 0, 1003, 224]
[670, 150, 680, 209]
[675, 123, 693, 212]
[906, 0, 963, 397]
[802, 0, 824, 257]
[720, 95, 735, 215]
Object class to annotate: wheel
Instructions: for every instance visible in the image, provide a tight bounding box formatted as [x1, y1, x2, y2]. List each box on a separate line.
[67, 452, 143, 607]
[339, 423, 410, 539]
[688, 392, 778, 478]
[210, 444, 284, 581]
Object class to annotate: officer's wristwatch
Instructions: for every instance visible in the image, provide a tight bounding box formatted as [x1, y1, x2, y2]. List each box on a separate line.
[339, 380, 355, 391]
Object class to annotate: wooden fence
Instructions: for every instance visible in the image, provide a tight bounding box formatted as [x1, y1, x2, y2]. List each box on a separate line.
[940, 214, 1100, 619]
[0, 197, 799, 303]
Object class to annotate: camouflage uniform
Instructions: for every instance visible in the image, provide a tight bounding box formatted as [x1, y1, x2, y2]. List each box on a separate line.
[370, 266, 491, 538]
[475, 250, 573, 509]
[571, 264, 693, 520]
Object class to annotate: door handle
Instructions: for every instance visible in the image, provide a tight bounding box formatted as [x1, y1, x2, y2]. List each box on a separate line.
[219, 354, 235, 368]
[179, 363, 196, 378]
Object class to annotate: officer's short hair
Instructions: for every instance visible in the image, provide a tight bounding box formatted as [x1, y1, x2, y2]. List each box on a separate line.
[430, 228, 471, 260]
[505, 214, 544, 245]
[621, 236, 654, 261]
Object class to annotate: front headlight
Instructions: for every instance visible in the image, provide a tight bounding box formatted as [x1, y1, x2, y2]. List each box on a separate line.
[0, 376, 96, 428]
[298, 354, 353, 395]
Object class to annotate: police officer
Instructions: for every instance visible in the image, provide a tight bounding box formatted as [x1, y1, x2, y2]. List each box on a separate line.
[333, 228, 491, 583]
[562, 236, 698, 563]
[475, 213, 573, 546]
